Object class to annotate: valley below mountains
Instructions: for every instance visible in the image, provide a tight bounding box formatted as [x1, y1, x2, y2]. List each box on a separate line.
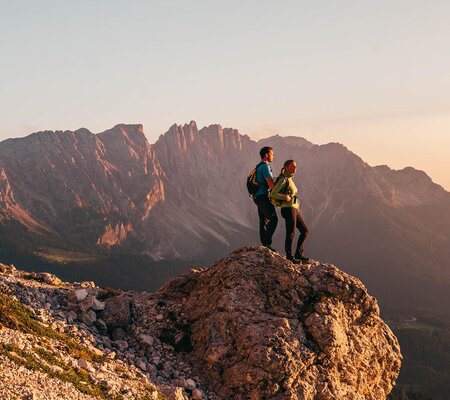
[0, 121, 450, 316]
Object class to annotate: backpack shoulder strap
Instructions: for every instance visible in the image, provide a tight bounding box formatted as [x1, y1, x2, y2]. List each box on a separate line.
[254, 161, 266, 176]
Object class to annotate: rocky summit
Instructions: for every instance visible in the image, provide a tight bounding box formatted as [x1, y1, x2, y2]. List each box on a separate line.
[158, 247, 402, 399]
[0, 247, 401, 399]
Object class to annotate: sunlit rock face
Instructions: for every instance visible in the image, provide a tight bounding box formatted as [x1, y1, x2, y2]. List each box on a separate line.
[148, 121, 257, 259]
[157, 247, 402, 400]
[0, 122, 257, 257]
[0, 124, 165, 249]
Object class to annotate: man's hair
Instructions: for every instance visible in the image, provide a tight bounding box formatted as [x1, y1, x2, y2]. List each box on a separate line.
[260, 146, 273, 159]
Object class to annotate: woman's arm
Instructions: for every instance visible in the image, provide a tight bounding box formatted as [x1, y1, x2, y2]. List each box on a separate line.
[271, 177, 290, 200]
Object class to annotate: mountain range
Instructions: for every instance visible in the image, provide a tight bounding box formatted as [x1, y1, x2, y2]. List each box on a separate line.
[1, 121, 449, 314]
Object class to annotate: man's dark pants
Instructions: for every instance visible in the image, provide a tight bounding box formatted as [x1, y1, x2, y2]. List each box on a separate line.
[254, 195, 278, 246]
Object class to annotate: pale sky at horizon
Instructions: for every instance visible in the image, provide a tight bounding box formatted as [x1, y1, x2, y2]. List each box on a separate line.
[1, 1, 449, 189]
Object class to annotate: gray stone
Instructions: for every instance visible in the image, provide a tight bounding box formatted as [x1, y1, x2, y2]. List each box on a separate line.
[38, 272, 63, 286]
[95, 318, 108, 335]
[186, 378, 196, 390]
[77, 359, 95, 373]
[163, 361, 173, 371]
[136, 360, 147, 371]
[152, 356, 160, 365]
[112, 328, 127, 341]
[138, 334, 154, 346]
[98, 295, 131, 329]
[80, 295, 95, 311]
[178, 378, 189, 389]
[92, 297, 105, 311]
[78, 311, 96, 325]
[112, 340, 129, 350]
[65, 310, 78, 323]
[87, 309, 97, 322]
[68, 289, 88, 303]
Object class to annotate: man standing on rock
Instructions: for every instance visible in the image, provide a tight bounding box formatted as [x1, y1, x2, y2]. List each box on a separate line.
[254, 146, 278, 251]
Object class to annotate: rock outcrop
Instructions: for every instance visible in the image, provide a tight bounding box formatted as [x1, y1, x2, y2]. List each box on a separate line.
[158, 247, 402, 399]
[0, 247, 401, 399]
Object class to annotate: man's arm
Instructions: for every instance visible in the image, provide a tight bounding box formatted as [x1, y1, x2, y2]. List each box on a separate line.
[266, 177, 275, 190]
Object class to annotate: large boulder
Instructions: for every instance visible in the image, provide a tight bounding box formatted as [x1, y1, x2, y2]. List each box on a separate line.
[158, 247, 402, 400]
[98, 294, 132, 330]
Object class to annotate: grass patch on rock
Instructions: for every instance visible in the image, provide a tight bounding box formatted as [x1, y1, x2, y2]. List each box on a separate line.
[0, 293, 169, 399]
[0, 293, 102, 362]
[0, 342, 105, 398]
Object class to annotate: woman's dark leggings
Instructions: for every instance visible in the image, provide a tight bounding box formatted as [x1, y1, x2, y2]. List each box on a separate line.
[281, 207, 309, 256]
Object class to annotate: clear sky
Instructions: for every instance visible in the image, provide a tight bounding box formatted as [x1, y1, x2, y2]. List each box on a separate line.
[1, 1, 449, 190]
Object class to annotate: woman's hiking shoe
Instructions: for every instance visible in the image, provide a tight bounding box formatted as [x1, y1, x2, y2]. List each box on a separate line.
[286, 254, 301, 264]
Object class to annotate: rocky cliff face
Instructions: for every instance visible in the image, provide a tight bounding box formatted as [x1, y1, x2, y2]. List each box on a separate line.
[0, 125, 165, 250]
[0, 122, 256, 258]
[0, 247, 402, 399]
[148, 121, 256, 258]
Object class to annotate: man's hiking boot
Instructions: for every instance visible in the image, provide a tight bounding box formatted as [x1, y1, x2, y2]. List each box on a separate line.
[295, 251, 310, 263]
[263, 245, 277, 252]
[286, 254, 301, 264]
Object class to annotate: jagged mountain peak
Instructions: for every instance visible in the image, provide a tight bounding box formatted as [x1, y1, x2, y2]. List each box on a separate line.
[98, 123, 145, 136]
[97, 124, 150, 152]
[157, 121, 200, 151]
[73, 127, 94, 135]
[156, 121, 250, 153]
[258, 134, 314, 149]
[199, 123, 240, 136]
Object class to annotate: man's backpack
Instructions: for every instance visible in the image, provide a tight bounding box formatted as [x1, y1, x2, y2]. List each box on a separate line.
[246, 162, 264, 198]
[270, 175, 290, 207]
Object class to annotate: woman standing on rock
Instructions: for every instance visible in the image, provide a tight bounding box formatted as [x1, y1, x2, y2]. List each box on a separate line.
[271, 160, 310, 264]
